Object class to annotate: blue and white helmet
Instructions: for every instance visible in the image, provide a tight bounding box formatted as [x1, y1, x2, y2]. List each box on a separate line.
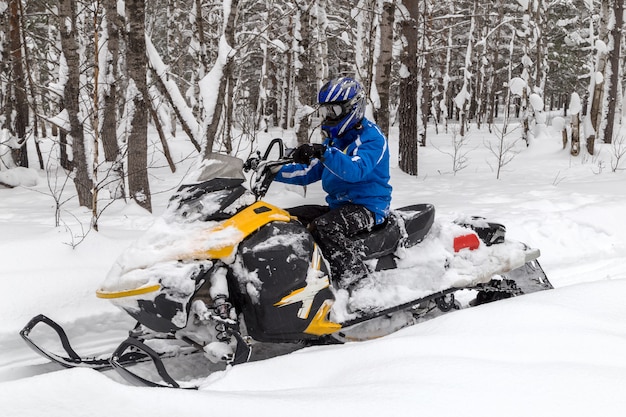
[318, 77, 366, 137]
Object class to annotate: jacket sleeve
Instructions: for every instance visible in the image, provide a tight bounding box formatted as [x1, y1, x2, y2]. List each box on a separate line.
[322, 130, 387, 183]
[274, 158, 324, 185]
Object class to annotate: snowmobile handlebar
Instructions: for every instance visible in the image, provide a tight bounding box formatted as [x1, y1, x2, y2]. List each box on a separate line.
[244, 138, 294, 199]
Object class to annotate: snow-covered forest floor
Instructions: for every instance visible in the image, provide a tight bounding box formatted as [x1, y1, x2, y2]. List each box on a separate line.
[1, 120, 625, 416]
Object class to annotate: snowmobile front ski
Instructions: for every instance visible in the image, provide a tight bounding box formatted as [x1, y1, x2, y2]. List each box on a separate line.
[19, 314, 202, 375]
[20, 314, 127, 370]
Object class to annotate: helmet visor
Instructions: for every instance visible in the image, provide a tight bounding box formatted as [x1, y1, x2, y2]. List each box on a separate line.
[320, 102, 349, 122]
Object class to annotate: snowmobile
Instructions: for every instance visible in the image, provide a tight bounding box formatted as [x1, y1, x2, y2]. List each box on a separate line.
[20, 138, 552, 388]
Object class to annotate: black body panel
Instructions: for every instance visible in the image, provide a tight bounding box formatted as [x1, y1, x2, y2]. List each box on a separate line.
[234, 221, 334, 342]
[456, 216, 506, 246]
[123, 266, 211, 333]
[169, 178, 248, 221]
[128, 294, 187, 333]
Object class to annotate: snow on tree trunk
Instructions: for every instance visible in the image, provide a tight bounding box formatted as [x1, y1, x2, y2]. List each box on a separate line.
[100, 0, 125, 201]
[354, 0, 378, 101]
[587, 0, 610, 149]
[126, 0, 152, 212]
[256, 0, 271, 131]
[532, 0, 548, 95]
[440, 3, 455, 132]
[294, 1, 315, 146]
[454, 0, 477, 139]
[165, 0, 181, 138]
[519, 0, 537, 146]
[201, 0, 238, 158]
[146, 35, 202, 152]
[374, 0, 394, 138]
[315, 0, 329, 84]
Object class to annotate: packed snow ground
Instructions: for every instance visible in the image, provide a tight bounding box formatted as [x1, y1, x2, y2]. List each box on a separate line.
[1, 121, 625, 416]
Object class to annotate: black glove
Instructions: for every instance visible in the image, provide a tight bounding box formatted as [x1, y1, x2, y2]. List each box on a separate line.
[292, 143, 326, 165]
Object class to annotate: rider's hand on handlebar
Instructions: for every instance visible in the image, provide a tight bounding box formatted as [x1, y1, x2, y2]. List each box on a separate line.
[292, 143, 326, 165]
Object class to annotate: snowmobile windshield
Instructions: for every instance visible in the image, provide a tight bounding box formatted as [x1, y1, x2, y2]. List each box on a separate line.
[195, 153, 245, 182]
[165, 154, 252, 222]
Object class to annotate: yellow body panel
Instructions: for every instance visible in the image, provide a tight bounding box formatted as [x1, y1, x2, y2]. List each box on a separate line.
[96, 284, 161, 299]
[304, 300, 342, 336]
[98, 201, 290, 299]
[189, 201, 291, 260]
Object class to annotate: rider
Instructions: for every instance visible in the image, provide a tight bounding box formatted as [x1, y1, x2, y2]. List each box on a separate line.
[274, 77, 392, 290]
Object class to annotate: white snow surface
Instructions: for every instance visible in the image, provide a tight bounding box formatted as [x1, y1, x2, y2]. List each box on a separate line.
[1, 121, 626, 416]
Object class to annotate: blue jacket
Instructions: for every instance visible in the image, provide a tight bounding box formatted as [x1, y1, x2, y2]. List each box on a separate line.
[275, 118, 392, 224]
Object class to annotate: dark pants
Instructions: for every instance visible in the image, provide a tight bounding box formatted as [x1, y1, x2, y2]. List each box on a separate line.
[287, 204, 376, 289]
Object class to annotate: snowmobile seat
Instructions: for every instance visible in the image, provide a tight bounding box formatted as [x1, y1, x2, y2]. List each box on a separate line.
[395, 203, 435, 247]
[354, 203, 435, 260]
[356, 215, 403, 260]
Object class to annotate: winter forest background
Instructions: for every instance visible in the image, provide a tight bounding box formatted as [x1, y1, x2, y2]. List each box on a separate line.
[1, 0, 626, 229]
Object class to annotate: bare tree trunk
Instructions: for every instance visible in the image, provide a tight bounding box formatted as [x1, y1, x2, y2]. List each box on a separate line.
[102, 0, 121, 163]
[374, 0, 394, 138]
[398, 0, 419, 175]
[59, 0, 93, 208]
[603, 0, 623, 146]
[126, 0, 152, 212]
[487, 1, 505, 128]
[571, 108, 580, 156]
[281, 21, 294, 130]
[8, 0, 29, 167]
[419, 1, 432, 146]
[166, 0, 179, 137]
[224, 71, 235, 153]
[18, 0, 43, 169]
[60, 1, 93, 207]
